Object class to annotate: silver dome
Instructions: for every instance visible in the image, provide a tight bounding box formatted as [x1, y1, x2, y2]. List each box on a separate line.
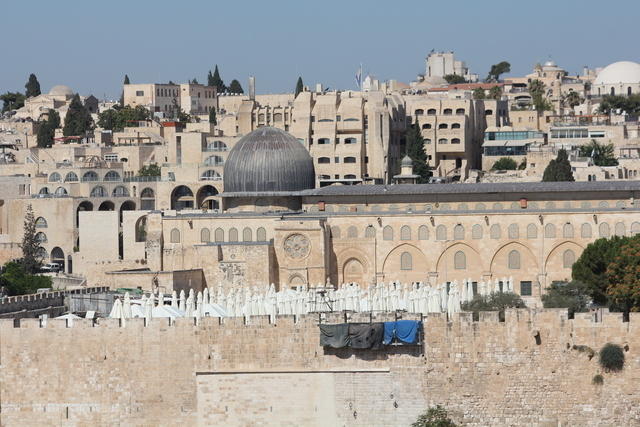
[223, 127, 315, 193]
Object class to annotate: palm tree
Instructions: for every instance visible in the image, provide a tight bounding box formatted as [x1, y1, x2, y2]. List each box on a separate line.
[579, 139, 618, 166]
[562, 91, 583, 109]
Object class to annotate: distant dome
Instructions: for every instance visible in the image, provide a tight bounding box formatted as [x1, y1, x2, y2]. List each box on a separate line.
[401, 155, 413, 167]
[543, 59, 557, 67]
[594, 61, 640, 85]
[49, 85, 74, 96]
[223, 127, 315, 193]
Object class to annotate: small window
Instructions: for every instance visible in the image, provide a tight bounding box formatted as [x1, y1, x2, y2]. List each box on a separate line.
[508, 224, 519, 239]
[136, 90, 144, 96]
[256, 227, 267, 242]
[454, 251, 466, 270]
[400, 225, 411, 240]
[427, 109, 437, 115]
[451, 138, 461, 144]
[563, 223, 574, 238]
[243, 227, 252, 242]
[383, 226, 393, 241]
[318, 138, 330, 145]
[443, 108, 452, 115]
[436, 225, 447, 240]
[455, 108, 465, 115]
[563, 249, 575, 268]
[615, 222, 626, 237]
[422, 123, 432, 130]
[451, 123, 461, 129]
[453, 224, 464, 240]
[318, 157, 330, 164]
[414, 109, 424, 116]
[581, 223, 592, 238]
[544, 223, 556, 238]
[438, 123, 448, 129]
[418, 225, 428, 240]
[400, 252, 413, 270]
[200, 228, 210, 243]
[520, 281, 532, 296]
[331, 226, 341, 239]
[228, 228, 238, 242]
[490, 224, 501, 239]
[527, 224, 537, 239]
[344, 138, 357, 144]
[344, 157, 357, 164]
[508, 250, 520, 269]
[472, 224, 482, 239]
[347, 226, 358, 238]
[599, 223, 610, 238]
[170, 228, 180, 243]
[214, 228, 224, 242]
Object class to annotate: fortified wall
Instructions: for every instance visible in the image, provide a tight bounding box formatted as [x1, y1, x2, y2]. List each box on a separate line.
[0, 309, 638, 426]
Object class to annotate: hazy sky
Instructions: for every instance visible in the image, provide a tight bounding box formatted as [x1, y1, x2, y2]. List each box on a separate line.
[2, 0, 638, 100]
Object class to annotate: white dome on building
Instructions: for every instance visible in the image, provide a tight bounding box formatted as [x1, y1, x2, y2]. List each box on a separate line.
[48, 85, 75, 97]
[594, 61, 640, 85]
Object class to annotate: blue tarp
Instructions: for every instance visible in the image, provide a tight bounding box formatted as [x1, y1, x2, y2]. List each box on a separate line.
[383, 320, 421, 345]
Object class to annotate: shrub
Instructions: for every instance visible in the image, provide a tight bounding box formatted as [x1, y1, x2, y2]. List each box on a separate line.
[599, 343, 625, 372]
[572, 345, 595, 360]
[492, 157, 517, 171]
[461, 292, 526, 321]
[592, 374, 604, 385]
[542, 281, 591, 316]
[412, 405, 457, 427]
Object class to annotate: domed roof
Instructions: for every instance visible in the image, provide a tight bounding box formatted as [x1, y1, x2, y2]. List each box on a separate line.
[49, 85, 74, 96]
[223, 127, 315, 193]
[401, 155, 413, 167]
[594, 61, 640, 85]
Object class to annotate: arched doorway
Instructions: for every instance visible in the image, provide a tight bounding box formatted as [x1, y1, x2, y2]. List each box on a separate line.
[171, 186, 194, 210]
[51, 247, 65, 271]
[343, 258, 366, 285]
[119, 200, 136, 223]
[196, 185, 219, 210]
[140, 187, 155, 210]
[76, 201, 93, 227]
[99, 201, 115, 211]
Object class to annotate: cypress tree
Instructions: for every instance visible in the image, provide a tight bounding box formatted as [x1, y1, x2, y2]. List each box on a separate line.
[209, 108, 217, 125]
[207, 70, 214, 86]
[123, 74, 130, 85]
[120, 75, 130, 106]
[36, 109, 60, 148]
[211, 65, 225, 92]
[405, 124, 430, 183]
[25, 74, 41, 98]
[295, 77, 304, 97]
[542, 149, 574, 182]
[63, 94, 93, 137]
[20, 204, 41, 274]
[228, 79, 243, 94]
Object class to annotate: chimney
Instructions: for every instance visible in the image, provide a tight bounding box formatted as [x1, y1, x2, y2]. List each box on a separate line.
[248, 76, 256, 101]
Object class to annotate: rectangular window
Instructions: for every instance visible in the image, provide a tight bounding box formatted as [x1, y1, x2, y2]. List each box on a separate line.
[520, 281, 532, 296]
[136, 90, 144, 96]
[104, 154, 118, 162]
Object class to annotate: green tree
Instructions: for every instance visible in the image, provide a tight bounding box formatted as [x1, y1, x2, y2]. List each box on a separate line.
[598, 94, 640, 115]
[295, 76, 304, 98]
[0, 261, 52, 296]
[412, 405, 457, 427]
[190, 78, 199, 85]
[120, 74, 130, 106]
[25, 74, 41, 98]
[36, 109, 60, 148]
[562, 91, 582, 109]
[47, 109, 61, 129]
[443, 74, 467, 84]
[579, 139, 618, 166]
[572, 236, 629, 305]
[486, 61, 511, 82]
[97, 105, 150, 131]
[19, 204, 42, 274]
[0, 92, 26, 112]
[207, 70, 214, 86]
[210, 65, 225, 92]
[62, 94, 93, 137]
[138, 163, 161, 177]
[461, 292, 526, 312]
[605, 235, 640, 312]
[405, 124, 430, 183]
[529, 79, 553, 111]
[209, 108, 217, 125]
[228, 79, 244, 94]
[542, 149, 574, 182]
[492, 157, 517, 170]
[472, 87, 485, 100]
[488, 85, 503, 100]
[123, 74, 130, 85]
[541, 281, 591, 316]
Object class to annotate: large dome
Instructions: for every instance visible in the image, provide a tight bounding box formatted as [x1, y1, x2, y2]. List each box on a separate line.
[223, 127, 315, 193]
[49, 85, 74, 96]
[594, 61, 640, 85]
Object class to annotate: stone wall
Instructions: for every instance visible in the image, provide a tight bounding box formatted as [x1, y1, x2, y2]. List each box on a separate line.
[0, 310, 639, 426]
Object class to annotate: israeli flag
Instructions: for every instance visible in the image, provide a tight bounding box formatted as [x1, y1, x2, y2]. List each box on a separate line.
[355, 65, 362, 89]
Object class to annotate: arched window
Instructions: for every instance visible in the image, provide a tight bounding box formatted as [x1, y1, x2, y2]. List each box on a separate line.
[48, 172, 61, 182]
[112, 186, 129, 197]
[436, 225, 447, 240]
[438, 138, 447, 144]
[383, 226, 393, 241]
[256, 227, 267, 242]
[418, 225, 429, 240]
[454, 251, 466, 269]
[581, 223, 592, 238]
[141, 188, 155, 198]
[631, 222, 640, 235]
[214, 228, 224, 242]
[201, 170, 221, 181]
[400, 252, 413, 270]
[490, 224, 501, 239]
[344, 157, 357, 164]
[39, 187, 50, 195]
[344, 138, 357, 144]
[451, 138, 461, 144]
[455, 108, 465, 115]
[493, 203, 503, 210]
[201, 228, 210, 243]
[400, 225, 411, 240]
[90, 186, 107, 197]
[135, 216, 147, 242]
[170, 228, 180, 243]
[204, 155, 224, 166]
[331, 226, 341, 239]
[599, 223, 610, 238]
[414, 109, 424, 116]
[347, 226, 358, 238]
[273, 112, 283, 121]
[422, 123, 432, 130]
[344, 174, 357, 179]
[615, 222, 626, 236]
[527, 224, 537, 239]
[104, 171, 121, 182]
[35, 232, 47, 243]
[485, 109, 493, 115]
[453, 224, 464, 240]
[54, 187, 68, 196]
[451, 123, 461, 129]
[318, 157, 330, 164]
[365, 226, 376, 238]
[35, 217, 48, 228]
[206, 140, 228, 152]
[228, 228, 238, 242]
[318, 138, 330, 145]
[508, 224, 519, 239]
[563, 249, 575, 268]
[427, 108, 437, 115]
[242, 227, 252, 242]
[64, 172, 78, 182]
[508, 250, 520, 269]
[598, 201, 609, 209]
[472, 224, 483, 239]
[443, 108, 452, 115]
[563, 223, 574, 238]
[438, 123, 448, 129]
[544, 223, 556, 238]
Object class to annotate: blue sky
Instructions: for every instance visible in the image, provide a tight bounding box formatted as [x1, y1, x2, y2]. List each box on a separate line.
[2, 0, 638, 99]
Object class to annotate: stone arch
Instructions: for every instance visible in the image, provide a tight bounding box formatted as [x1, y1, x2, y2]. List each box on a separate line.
[170, 185, 195, 210]
[382, 243, 428, 282]
[454, 251, 466, 269]
[631, 222, 640, 235]
[76, 201, 93, 227]
[196, 185, 219, 210]
[140, 187, 156, 210]
[544, 241, 584, 283]
[490, 224, 501, 239]
[508, 224, 519, 239]
[119, 200, 135, 223]
[614, 222, 626, 236]
[288, 274, 306, 287]
[436, 242, 483, 282]
[98, 201, 115, 211]
[490, 242, 538, 285]
[50, 247, 65, 271]
[342, 257, 367, 286]
[599, 222, 610, 238]
[135, 216, 147, 242]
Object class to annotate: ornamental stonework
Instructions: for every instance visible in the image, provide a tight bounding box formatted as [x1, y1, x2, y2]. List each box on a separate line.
[283, 233, 310, 259]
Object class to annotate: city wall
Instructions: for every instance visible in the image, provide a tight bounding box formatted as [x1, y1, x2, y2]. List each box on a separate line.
[0, 309, 639, 426]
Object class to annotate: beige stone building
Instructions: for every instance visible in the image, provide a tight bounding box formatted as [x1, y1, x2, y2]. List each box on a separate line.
[123, 82, 217, 117]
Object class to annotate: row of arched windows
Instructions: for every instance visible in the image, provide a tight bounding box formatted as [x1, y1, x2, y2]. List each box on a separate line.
[330, 222, 640, 241]
[49, 170, 127, 183]
[89, 186, 131, 198]
[421, 123, 462, 130]
[414, 108, 465, 116]
[169, 227, 268, 244]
